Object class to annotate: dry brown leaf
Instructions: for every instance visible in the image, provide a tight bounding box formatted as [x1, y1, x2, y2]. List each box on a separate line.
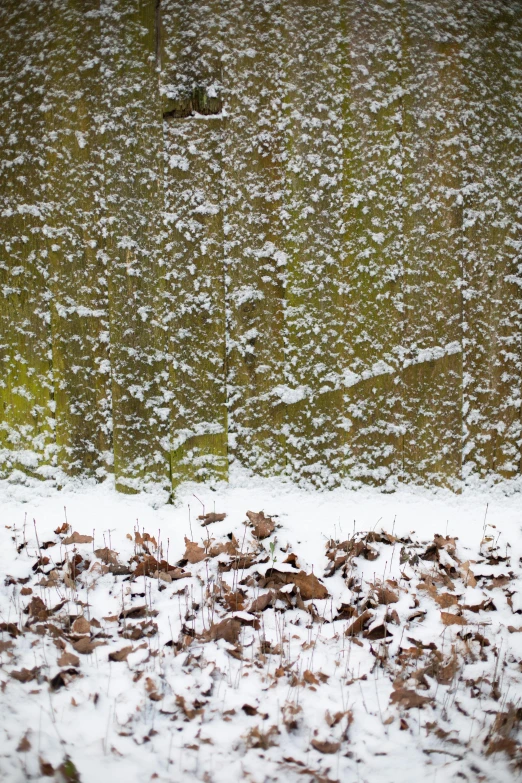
[72, 637, 105, 655]
[390, 689, 432, 709]
[386, 609, 401, 625]
[17, 734, 31, 752]
[440, 612, 467, 627]
[219, 552, 261, 572]
[0, 640, 13, 653]
[282, 758, 339, 783]
[424, 722, 459, 742]
[421, 544, 439, 562]
[325, 710, 350, 728]
[244, 725, 279, 750]
[459, 561, 477, 588]
[227, 645, 244, 660]
[246, 510, 275, 539]
[249, 592, 274, 613]
[464, 598, 496, 613]
[362, 544, 379, 561]
[94, 547, 119, 565]
[20, 587, 32, 596]
[134, 555, 161, 577]
[333, 603, 357, 621]
[50, 668, 80, 692]
[135, 531, 157, 549]
[199, 512, 227, 526]
[282, 703, 302, 732]
[376, 587, 399, 605]
[176, 694, 203, 720]
[206, 618, 241, 645]
[137, 555, 181, 578]
[10, 667, 39, 683]
[486, 737, 518, 758]
[487, 575, 512, 589]
[311, 739, 340, 754]
[435, 656, 459, 686]
[223, 591, 246, 612]
[120, 605, 151, 620]
[0, 622, 20, 637]
[64, 574, 75, 589]
[54, 522, 70, 535]
[345, 610, 373, 637]
[435, 592, 459, 609]
[209, 540, 239, 558]
[39, 758, 55, 777]
[434, 535, 457, 555]
[258, 569, 328, 601]
[325, 538, 377, 565]
[303, 670, 319, 686]
[155, 567, 188, 582]
[292, 571, 329, 601]
[183, 537, 206, 564]
[26, 596, 48, 620]
[63, 532, 93, 545]
[364, 623, 393, 640]
[37, 571, 60, 589]
[71, 616, 90, 635]
[324, 553, 349, 577]
[417, 578, 437, 595]
[367, 531, 394, 545]
[109, 646, 133, 663]
[144, 677, 156, 694]
[58, 652, 80, 667]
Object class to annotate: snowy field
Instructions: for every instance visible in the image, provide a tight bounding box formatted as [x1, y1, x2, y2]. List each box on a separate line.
[1, 472, 522, 782]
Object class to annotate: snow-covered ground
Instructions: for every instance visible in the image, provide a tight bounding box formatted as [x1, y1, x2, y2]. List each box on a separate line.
[1, 471, 522, 782]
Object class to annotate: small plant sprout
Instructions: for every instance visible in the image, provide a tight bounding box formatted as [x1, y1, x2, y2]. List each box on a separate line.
[269, 539, 277, 569]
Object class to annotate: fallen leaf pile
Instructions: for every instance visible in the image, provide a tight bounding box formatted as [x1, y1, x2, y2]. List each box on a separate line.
[0, 511, 521, 782]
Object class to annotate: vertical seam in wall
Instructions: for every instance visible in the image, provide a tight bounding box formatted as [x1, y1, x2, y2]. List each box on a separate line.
[155, 0, 162, 71]
[459, 2, 465, 489]
[221, 118, 230, 476]
[220, 15, 230, 477]
[155, 0, 173, 494]
[282, 0, 290, 480]
[48, 276, 58, 473]
[399, 0, 406, 486]
[101, 0, 118, 482]
[46, 4, 58, 474]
